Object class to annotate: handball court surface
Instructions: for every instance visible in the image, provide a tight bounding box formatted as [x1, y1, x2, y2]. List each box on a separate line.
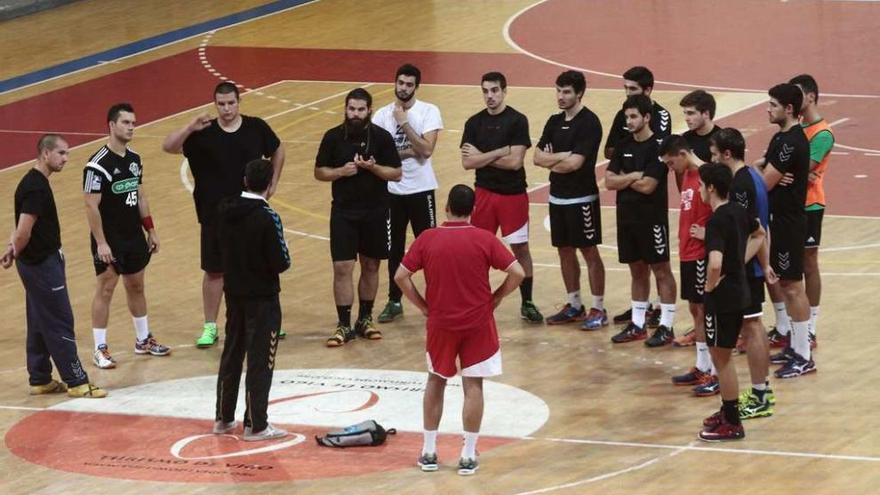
[0, 1, 878, 493]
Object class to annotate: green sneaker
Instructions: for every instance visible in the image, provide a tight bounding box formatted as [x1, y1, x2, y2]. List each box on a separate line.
[278, 329, 287, 340]
[326, 324, 355, 348]
[738, 389, 775, 419]
[378, 300, 403, 323]
[196, 323, 218, 348]
[520, 301, 543, 324]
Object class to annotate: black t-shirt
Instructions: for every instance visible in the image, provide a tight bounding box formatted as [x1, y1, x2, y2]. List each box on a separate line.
[732, 166, 758, 223]
[607, 134, 669, 224]
[683, 125, 721, 163]
[605, 101, 671, 152]
[461, 106, 532, 195]
[315, 123, 402, 209]
[83, 145, 143, 244]
[14, 169, 60, 264]
[537, 107, 603, 199]
[183, 116, 280, 224]
[705, 202, 758, 313]
[764, 126, 810, 223]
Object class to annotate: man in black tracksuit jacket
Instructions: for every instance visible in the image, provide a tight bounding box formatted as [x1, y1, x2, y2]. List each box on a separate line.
[213, 159, 291, 441]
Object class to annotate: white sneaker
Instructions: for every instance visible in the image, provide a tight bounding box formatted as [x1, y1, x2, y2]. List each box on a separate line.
[93, 345, 116, 369]
[213, 420, 237, 434]
[242, 424, 288, 442]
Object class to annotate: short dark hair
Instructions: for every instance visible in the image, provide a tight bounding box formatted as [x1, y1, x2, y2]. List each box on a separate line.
[481, 71, 507, 90]
[214, 81, 240, 100]
[448, 184, 475, 217]
[107, 102, 134, 123]
[658, 134, 691, 156]
[768, 83, 803, 118]
[345, 87, 373, 108]
[37, 133, 65, 154]
[396, 63, 421, 87]
[698, 162, 733, 199]
[622, 94, 653, 116]
[622, 66, 654, 91]
[710, 127, 746, 161]
[680, 90, 716, 119]
[245, 159, 273, 193]
[556, 70, 586, 96]
[789, 74, 819, 103]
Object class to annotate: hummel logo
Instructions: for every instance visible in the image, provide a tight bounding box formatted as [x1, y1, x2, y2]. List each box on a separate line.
[778, 251, 791, 270]
[705, 314, 715, 340]
[653, 225, 665, 255]
[778, 143, 793, 163]
[735, 191, 749, 208]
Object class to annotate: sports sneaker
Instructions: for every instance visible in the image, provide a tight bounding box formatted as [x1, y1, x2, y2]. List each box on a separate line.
[457, 457, 479, 476]
[767, 326, 790, 348]
[582, 308, 609, 330]
[646, 305, 661, 328]
[213, 420, 237, 434]
[545, 303, 585, 325]
[693, 374, 720, 396]
[520, 301, 544, 323]
[612, 307, 632, 324]
[196, 323, 218, 348]
[703, 409, 723, 428]
[699, 417, 745, 442]
[354, 317, 382, 340]
[671, 367, 711, 386]
[93, 344, 116, 369]
[673, 328, 696, 347]
[378, 300, 404, 323]
[611, 323, 646, 343]
[770, 346, 796, 365]
[326, 324, 355, 347]
[417, 452, 439, 472]
[67, 383, 107, 398]
[243, 423, 288, 442]
[766, 385, 777, 405]
[774, 352, 816, 379]
[135, 334, 171, 356]
[29, 379, 68, 395]
[738, 390, 774, 419]
[278, 329, 287, 340]
[645, 325, 674, 347]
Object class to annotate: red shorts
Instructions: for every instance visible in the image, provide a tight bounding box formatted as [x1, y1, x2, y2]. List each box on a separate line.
[426, 319, 502, 379]
[471, 187, 529, 244]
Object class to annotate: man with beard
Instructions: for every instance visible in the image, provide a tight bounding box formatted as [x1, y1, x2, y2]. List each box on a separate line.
[84, 103, 169, 369]
[372, 64, 443, 324]
[316, 88, 402, 347]
[533, 70, 607, 330]
[162, 82, 284, 348]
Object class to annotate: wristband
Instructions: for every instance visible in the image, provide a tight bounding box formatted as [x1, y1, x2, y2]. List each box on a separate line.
[142, 216, 155, 231]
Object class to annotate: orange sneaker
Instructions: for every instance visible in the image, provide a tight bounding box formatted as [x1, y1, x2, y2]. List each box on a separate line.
[673, 328, 696, 347]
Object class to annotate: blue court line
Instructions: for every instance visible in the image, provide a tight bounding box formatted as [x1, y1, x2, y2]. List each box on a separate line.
[0, 0, 315, 94]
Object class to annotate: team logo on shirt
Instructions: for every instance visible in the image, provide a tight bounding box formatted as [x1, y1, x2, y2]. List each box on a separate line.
[735, 191, 749, 209]
[130, 162, 141, 177]
[778, 143, 794, 164]
[681, 188, 694, 211]
[111, 177, 140, 195]
[113, 167, 121, 175]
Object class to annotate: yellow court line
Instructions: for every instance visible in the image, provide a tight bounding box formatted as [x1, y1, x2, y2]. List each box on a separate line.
[269, 196, 328, 221]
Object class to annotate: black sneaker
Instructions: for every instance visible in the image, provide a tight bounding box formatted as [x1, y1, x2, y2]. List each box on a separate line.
[770, 346, 796, 365]
[326, 324, 355, 347]
[645, 325, 674, 347]
[611, 323, 647, 343]
[612, 308, 632, 324]
[774, 352, 816, 379]
[646, 305, 661, 328]
[417, 452, 439, 472]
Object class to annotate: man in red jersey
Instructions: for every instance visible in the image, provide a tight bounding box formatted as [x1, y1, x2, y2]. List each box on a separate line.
[394, 184, 524, 476]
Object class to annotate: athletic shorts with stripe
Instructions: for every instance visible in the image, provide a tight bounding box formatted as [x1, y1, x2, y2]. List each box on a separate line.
[805, 208, 824, 248]
[743, 276, 764, 319]
[426, 319, 502, 379]
[330, 206, 390, 262]
[704, 311, 743, 349]
[617, 221, 670, 264]
[471, 186, 529, 244]
[92, 236, 151, 276]
[549, 197, 602, 248]
[680, 259, 706, 303]
[769, 217, 805, 280]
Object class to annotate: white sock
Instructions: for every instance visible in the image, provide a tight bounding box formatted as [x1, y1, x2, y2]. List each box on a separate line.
[773, 303, 791, 335]
[791, 320, 811, 360]
[752, 382, 767, 391]
[133, 315, 150, 342]
[568, 291, 582, 310]
[422, 430, 437, 455]
[809, 306, 820, 336]
[461, 431, 479, 460]
[660, 303, 676, 328]
[632, 301, 649, 328]
[695, 342, 712, 373]
[93, 328, 107, 350]
[592, 295, 604, 311]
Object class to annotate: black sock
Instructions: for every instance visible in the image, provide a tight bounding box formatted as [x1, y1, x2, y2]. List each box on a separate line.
[336, 305, 352, 327]
[752, 387, 766, 402]
[358, 300, 374, 321]
[722, 399, 740, 425]
[519, 276, 533, 302]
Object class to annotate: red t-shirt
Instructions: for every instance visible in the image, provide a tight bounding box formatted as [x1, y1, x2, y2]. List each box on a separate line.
[401, 221, 517, 332]
[678, 167, 712, 261]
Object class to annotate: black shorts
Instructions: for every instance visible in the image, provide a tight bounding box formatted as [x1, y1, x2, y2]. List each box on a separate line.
[617, 221, 670, 264]
[704, 311, 743, 349]
[93, 236, 151, 276]
[330, 206, 390, 262]
[805, 208, 824, 248]
[200, 222, 223, 273]
[770, 217, 805, 280]
[680, 259, 706, 303]
[743, 276, 764, 319]
[549, 199, 602, 248]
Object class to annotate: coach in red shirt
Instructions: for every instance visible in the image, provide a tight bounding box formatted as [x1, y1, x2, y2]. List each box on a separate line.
[395, 184, 524, 476]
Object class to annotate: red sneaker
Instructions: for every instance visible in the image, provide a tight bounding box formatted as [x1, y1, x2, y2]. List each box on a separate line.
[703, 409, 723, 428]
[699, 416, 745, 442]
[767, 327, 790, 348]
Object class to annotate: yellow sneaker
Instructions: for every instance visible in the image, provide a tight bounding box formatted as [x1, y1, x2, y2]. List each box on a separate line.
[29, 380, 68, 395]
[67, 383, 108, 398]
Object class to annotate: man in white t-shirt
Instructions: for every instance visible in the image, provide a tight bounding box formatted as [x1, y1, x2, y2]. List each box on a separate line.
[373, 64, 443, 323]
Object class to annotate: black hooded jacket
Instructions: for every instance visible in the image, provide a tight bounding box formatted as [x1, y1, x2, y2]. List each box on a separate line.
[217, 192, 290, 297]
